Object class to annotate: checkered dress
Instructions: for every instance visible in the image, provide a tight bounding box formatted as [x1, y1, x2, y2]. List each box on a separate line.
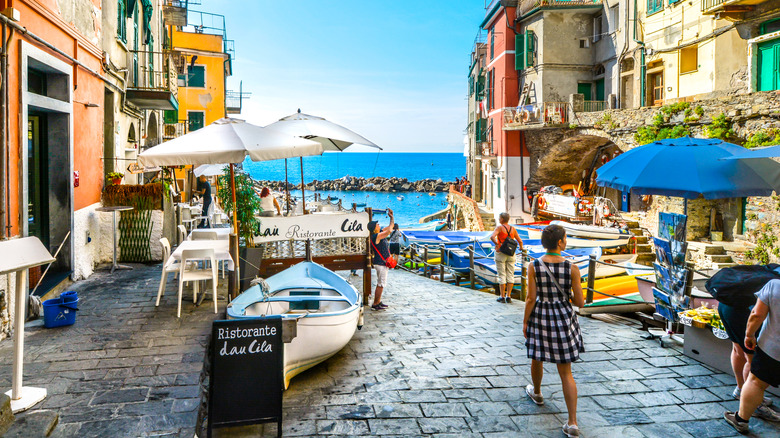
[525, 259, 584, 363]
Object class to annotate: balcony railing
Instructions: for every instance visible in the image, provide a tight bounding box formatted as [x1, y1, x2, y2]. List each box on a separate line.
[126, 53, 179, 110]
[701, 0, 764, 14]
[503, 102, 570, 129]
[163, 122, 187, 139]
[583, 100, 606, 112]
[479, 143, 495, 158]
[519, 0, 603, 16]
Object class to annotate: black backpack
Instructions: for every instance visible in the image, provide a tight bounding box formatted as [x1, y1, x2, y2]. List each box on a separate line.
[706, 264, 780, 308]
[498, 225, 519, 256]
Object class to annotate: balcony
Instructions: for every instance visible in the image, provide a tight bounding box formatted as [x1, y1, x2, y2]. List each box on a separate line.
[518, 0, 603, 17]
[126, 53, 179, 111]
[162, 0, 199, 27]
[226, 88, 251, 115]
[701, 0, 767, 18]
[163, 122, 186, 140]
[503, 102, 571, 129]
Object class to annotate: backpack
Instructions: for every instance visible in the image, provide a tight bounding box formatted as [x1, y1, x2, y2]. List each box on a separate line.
[498, 225, 519, 256]
[706, 264, 780, 308]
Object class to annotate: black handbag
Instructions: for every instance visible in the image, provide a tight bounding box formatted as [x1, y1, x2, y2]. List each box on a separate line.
[498, 225, 518, 256]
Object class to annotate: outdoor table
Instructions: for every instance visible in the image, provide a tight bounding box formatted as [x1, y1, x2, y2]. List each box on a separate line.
[188, 227, 232, 241]
[95, 205, 134, 273]
[168, 240, 235, 271]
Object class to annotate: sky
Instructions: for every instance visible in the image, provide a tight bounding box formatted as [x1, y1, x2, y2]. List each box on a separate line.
[193, 1, 488, 152]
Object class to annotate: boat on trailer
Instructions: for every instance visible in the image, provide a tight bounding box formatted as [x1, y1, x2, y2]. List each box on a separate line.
[227, 261, 362, 389]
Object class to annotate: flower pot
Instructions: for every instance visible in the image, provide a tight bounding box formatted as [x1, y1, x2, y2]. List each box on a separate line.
[111, 178, 122, 185]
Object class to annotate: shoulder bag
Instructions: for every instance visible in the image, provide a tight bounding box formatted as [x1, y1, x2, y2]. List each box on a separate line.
[498, 225, 519, 256]
[370, 236, 397, 269]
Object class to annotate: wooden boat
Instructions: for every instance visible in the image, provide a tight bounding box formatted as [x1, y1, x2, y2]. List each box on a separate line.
[577, 274, 655, 315]
[551, 220, 631, 241]
[226, 261, 361, 388]
[401, 220, 448, 232]
[401, 230, 492, 246]
[594, 254, 639, 278]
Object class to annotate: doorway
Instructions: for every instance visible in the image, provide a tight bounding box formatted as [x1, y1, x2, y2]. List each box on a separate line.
[577, 83, 592, 99]
[28, 114, 49, 248]
[649, 72, 664, 106]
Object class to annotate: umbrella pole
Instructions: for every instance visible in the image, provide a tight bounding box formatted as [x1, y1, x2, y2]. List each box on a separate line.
[230, 163, 238, 232]
[300, 156, 306, 214]
[285, 159, 290, 215]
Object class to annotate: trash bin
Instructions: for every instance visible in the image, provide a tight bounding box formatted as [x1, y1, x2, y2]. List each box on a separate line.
[43, 291, 79, 328]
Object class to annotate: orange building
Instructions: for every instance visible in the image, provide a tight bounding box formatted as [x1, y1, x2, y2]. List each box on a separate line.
[0, 0, 108, 290]
[478, 1, 530, 221]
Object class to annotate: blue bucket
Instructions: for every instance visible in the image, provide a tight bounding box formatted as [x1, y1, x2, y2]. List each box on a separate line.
[43, 293, 79, 328]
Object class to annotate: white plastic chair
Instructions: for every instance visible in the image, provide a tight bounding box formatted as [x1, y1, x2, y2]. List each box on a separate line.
[156, 238, 180, 307]
[177, 248, 218, 318]
[177, 225, 188, 244]
[181, 207, 197, 232]
[191, 230, 218, 240]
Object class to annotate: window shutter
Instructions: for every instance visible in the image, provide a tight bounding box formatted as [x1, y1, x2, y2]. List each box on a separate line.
[486, 71, 491, 110]
[163, 110, 178, 124]
[515, 33, 525, 70]
[526, 31, 535, 68]
[477, 75, 485, 97]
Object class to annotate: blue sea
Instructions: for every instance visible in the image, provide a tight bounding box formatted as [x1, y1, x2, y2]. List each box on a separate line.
[244, 152, 465, 226]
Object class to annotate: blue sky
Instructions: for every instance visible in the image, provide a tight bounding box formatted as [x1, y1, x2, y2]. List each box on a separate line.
[193, 1, 486, 152]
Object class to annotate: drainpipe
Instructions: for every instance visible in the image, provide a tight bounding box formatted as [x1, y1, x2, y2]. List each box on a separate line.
[634, 0, 646, 107]
[1, 22, 7, 238]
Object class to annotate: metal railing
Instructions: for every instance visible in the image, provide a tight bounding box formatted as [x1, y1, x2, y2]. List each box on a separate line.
[519, 0, 603, 16]
[126, 52, 178, 98]
[701, 0, 741, 11]
[583, 100, 607, 112]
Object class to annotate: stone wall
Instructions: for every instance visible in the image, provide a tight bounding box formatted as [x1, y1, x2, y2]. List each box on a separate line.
[557, 90, 780, 243]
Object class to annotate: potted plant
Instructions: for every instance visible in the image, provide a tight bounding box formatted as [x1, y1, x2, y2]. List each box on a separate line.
[218, 168, 263, 290]
[106, 171, 124, 185]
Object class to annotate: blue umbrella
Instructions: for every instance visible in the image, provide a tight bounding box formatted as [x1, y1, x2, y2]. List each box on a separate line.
[722, 144, 780, 160]
[596, 137, 780, 200]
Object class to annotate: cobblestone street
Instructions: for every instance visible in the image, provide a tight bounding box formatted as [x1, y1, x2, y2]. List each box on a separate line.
[1, 265, 779, 437]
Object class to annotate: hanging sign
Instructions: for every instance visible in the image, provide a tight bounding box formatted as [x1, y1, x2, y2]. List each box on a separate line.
[208, 317, 283, 437]
[253, 212, 370, 243]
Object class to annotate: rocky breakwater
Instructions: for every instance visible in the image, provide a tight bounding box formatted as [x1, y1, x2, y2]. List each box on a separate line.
[252, 176, 450, 193]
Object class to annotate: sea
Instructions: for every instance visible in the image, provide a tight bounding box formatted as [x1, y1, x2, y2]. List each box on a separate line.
[243, 152, 466, 227]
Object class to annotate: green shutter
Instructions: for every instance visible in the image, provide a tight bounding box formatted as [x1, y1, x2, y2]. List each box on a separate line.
[486, 71, 491, 109]
[188, 65, 206, 88]
[117, 0, 126, 43]
[477, 75, 485, 97]
[515, 33, 525, 70]
[526, 31, 535, 68]
[163, 109, 178, 124]
[469, 76, 475, 96]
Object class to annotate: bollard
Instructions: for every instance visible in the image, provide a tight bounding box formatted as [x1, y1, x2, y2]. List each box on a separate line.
[439, 244, 445, 282]
[423, 247, 429, 277]
[468, 245, 475, 289]
[586, 254, 596, 304]
[520, 248, 528, 301]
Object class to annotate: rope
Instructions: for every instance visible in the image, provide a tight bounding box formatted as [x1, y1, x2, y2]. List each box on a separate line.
[371, 150, 380, 177]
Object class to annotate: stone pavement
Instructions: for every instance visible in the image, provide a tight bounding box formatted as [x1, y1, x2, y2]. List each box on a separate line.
[1, 265, 779, 437]
[0, 263, 222, 437]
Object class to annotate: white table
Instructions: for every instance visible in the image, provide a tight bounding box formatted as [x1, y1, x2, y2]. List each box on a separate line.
[188, 228, 232, 241]
[168, 240, 234, 271]
[95, 205, 134, 273]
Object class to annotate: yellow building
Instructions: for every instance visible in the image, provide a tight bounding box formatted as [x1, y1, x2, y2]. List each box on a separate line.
[164, 11, 234, 197]
[639, 0, 748, 105]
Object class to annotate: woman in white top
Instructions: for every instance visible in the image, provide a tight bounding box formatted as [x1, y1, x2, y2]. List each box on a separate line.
[259, 187, 282, 216]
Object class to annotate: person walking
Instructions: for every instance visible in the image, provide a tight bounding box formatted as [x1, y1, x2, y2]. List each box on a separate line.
[368, 209, 394, 311]
[194, 175, 212, 228]
[725, 279, 780, 433]
[259, 187, 282, 216]
[490, 212, 523, 303]
[718, 299, 780, 422]
[523, 224, 585, 438]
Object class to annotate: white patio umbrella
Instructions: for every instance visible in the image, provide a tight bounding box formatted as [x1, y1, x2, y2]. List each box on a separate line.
[266, 109, 381, 212]
[193, 164, 227, 177]
[138, 118, 322, 232]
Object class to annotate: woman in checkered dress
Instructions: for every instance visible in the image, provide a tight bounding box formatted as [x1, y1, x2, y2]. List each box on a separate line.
[523, 224, 585, 438]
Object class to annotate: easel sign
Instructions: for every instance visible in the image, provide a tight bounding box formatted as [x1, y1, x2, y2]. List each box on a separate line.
[208, 317, 283, 437]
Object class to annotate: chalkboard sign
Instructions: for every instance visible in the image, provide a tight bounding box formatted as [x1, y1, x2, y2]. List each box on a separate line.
[208, 317, 283, 437]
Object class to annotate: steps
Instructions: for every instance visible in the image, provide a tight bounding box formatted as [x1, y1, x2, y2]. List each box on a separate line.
[688, 241, 737, 270]
[480, 212, 496, 229]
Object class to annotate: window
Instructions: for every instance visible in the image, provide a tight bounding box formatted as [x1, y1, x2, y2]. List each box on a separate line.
[579, 38, 590, 48]
[187, 65, 206, 88]
[490, 31, 495, 60]
[594, 15, 603, 42]
[680, 45, 698, 74]
[760, 18, 780, 36]
[188, 111, 205, 132]
[163, 110, 178, 124]
[609, 6, 619, 33]
[117, 0, 126, 43]
[516, 30, 535, 69]
[648, 0, 663, 14]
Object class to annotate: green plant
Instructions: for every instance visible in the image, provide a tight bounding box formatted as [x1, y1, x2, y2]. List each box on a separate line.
[218, 168, 261, 247]
[704, 113, 735, 141]
[659, 102, 690, 121]
[745, 197, 780, 264]
[745, 129, 780, 149]
[694, 106, 704, 116]
[106, 171, 124, 180]
[569, 123, 579, 129]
